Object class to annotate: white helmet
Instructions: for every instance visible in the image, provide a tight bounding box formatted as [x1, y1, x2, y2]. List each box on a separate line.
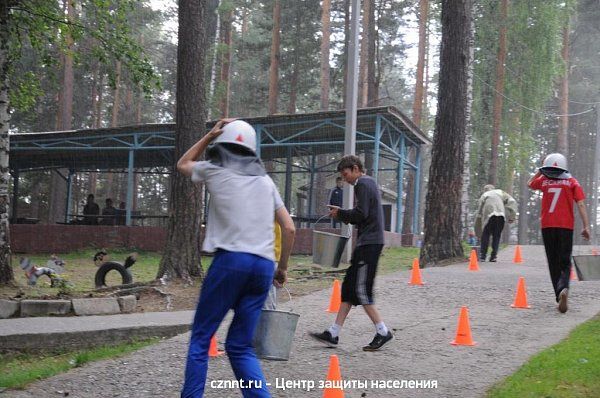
[213, 120, 257, 153]
[541, 153, 568, 171]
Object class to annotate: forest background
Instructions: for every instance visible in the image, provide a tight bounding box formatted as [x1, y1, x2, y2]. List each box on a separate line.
[4, 0, 600, 252]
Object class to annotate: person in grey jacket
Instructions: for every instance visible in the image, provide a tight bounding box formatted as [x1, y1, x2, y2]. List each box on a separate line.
[310, 155, 393, 352]
[474, 184, 517, 262]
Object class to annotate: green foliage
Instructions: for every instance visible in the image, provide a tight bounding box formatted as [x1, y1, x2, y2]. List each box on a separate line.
[469, 0, 574, 213]
[487, 315, 600, 397]
[0, 338, 159, 389]
[8, 72, 43, 112]
[6, 0, 160, 114]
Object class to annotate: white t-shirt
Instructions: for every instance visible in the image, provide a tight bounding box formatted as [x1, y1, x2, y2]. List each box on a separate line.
[192, 161, 284, 261]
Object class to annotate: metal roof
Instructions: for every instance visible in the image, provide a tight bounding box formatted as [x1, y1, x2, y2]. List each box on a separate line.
[10, 106, 430, 172]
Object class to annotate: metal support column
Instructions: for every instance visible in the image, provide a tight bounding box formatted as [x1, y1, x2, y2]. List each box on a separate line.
[396, 136, 406, 233]
[413, 146, 422, 234]
[373, 115, 381, 182]
[284, 147, 292, 209]
[255, 125, 262, 158]
[307, 152, 316, 221]
[65, 170, 74, 223]
[126, 149, 135, 226]
[11, 170, 19, 221]
[341, 0, 362, 260]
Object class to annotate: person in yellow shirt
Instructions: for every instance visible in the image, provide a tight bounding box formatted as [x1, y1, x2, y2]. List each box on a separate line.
[263, 222, 282, 310]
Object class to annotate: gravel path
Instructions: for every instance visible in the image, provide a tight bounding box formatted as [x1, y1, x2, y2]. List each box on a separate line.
[5, 245, 600, 398]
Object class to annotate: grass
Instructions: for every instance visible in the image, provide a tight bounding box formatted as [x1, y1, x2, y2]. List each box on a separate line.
[5, 249, 163, 297]
[0, 246, 425, 389]
[487, 315, 600, 398]
[0, 338, 159, 390]
[4, 246, 419, 300]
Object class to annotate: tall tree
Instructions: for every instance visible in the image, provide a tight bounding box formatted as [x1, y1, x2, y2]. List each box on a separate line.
[412, 0, 428, 127]
[320, 0, 331, 111]
[488, 0, 508, 186]
[358, 0, 371, 107]
[0, 0, 13, 285]
[48, 0, 75, 224]
[158, 0, 207, 280]
[421, 0, 473, 266]
[1, 0, 159, 285]
[268, 0, 281, 114]
[217, 4, 233, 117]
[403, 0, 429, 235]
[557, 16, 570, 154]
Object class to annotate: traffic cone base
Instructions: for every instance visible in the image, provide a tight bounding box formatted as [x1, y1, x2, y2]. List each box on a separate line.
[451, 306, 476, 346]
[323, 354, 344, 398]
[327, 279, 342, 313]
[511, 277, 531, 309]
[513, 245, 523, 263]
[409, 258, 424, 285]
[469, 249, 480, 271]
[209, 335, 224, 357]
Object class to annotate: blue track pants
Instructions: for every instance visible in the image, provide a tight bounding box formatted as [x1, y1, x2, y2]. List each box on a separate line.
[181, 250, 274, 397]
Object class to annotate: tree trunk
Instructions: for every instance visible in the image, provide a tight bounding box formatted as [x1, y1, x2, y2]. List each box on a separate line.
[517, 169, 529, 244]
[158, 0, 207, 280]
[557, 20, 570, 154]
[420, 0, 473, 267]
[488, 0, 508, 187]
[366, 0, 376, 106]
[288, 6, 301, 115]
[0, 0, 13, 285]
[48, 0, 75, 224]
[268, 0, 281, 115]
[106, 60, 122, 200]
[358, 0, 370, 107]
[403, 0, 429, 235]
[320, 0, 331, 111]
[412, 0, 428, 127]
[218, 8, 233, 118]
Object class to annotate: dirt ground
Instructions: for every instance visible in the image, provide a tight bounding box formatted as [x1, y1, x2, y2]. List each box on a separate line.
[1, 261, 348, 313]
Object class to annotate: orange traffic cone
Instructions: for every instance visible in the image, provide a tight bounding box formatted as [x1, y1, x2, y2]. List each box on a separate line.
[468, 250, 480, 271]
[209, 334, 224, 357]
[408, 258, 424, 285]
[327, 279, 341, 313]
[451, 306, 476, 346]
[570, 265, 578, 281]
[513, 245, 523, 263]
[323, 354, 344, 398]
[511, 277, 531, 309]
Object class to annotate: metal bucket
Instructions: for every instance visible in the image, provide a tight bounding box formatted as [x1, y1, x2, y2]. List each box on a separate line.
[312, 230, 349, 268]
[252, 289, 299, 361]
[572, 255, 600, 281]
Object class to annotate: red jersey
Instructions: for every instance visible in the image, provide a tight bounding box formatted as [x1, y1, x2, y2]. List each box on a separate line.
[529, 175, 585, 230]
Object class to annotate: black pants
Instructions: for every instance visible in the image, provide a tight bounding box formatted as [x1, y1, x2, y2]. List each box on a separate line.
[341, 244, 383, 305]
[541, 228, 573, 302]
[480, 216, 505, 260]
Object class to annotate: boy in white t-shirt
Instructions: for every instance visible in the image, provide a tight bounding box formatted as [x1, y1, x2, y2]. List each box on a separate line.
[178, 119, 295, 397]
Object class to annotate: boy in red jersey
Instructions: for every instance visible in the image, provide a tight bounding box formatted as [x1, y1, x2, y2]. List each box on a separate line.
[528, 153, 590, 313]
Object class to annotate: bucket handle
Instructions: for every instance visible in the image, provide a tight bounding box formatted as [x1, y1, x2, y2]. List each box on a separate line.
[313, 213, 352, 238]
[277, 286, 295, 313]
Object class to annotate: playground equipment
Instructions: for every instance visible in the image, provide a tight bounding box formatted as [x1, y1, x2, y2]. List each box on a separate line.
[93, 249, 137, 288]
[20, 257, 65, 287]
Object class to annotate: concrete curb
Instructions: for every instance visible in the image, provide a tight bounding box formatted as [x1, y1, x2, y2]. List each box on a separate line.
[0, 311, 195, 353]
[0, 325, 191, 353]
[0, 295, 138, 318]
